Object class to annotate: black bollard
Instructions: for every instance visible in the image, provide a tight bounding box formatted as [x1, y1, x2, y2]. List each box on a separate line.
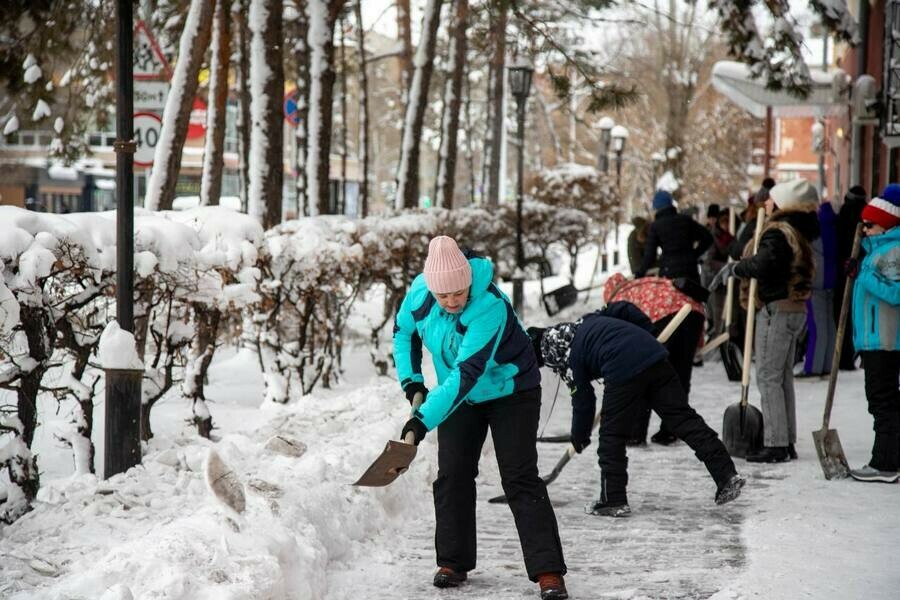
[104, 368, 143, 478]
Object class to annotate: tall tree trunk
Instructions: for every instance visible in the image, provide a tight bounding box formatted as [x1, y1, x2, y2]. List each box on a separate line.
[436, 0, 468, 209]
[248, 0, 284, 228]
[185, 305, 221, 439]
[307, 0, 344, 215]
[201, 0, 231, 206]
[354, 0, 369, 217]
[464, 72, 476, 206]
[145, 0, 215, 211]
[397, 0, 413, 91]
[236, 0, 252, 212]
[395, 0, 444, 210]
[292, 6, 311, 215]
[486, 0, 507, 208]
[339, 14, 348, 215]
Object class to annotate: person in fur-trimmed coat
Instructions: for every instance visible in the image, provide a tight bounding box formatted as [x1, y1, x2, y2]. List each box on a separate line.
[712, 179, 819, 463]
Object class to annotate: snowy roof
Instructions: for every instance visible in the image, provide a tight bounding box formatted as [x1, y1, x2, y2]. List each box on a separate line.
[711, 61, 846, 119]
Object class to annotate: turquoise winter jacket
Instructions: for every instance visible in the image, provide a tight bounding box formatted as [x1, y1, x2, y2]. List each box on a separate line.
[393, 256, 541, 430]
[852, 226, 900, 352]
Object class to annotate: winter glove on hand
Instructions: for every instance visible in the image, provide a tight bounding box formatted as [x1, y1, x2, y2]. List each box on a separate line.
[572, 437, 591, 454]
[401, 417, 427, 446]
[844, 257, 859, 280]
[710, 263, 737, 290]
[404, 382, 428, 406]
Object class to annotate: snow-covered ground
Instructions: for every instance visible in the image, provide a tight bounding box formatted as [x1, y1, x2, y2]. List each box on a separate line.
[1, 242, 897, 599]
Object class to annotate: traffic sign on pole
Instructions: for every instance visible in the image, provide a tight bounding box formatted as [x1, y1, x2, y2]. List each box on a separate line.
[134, 20, 172, 81]
[133, 112, 162, 167]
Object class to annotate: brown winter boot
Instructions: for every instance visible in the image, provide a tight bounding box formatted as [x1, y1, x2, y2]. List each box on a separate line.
[537, 572, 568, 599]
[433, 567, 467, 588]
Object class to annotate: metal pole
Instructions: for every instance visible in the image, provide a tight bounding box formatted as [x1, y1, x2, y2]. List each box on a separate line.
[106, 0, 142, 480]
[512, 96, 525, 314]
[614, 151, 622, 265]
[764, 106, 773, 178]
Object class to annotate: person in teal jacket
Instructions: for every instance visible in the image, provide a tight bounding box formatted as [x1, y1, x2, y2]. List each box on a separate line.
[394, 236, 568, 600]
[848, 188, 900, 483]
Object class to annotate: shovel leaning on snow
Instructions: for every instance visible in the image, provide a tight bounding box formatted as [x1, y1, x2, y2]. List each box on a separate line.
[488, 303, 693, 504]
[353, 392, 424, 487]
[811, 224, 862, 480]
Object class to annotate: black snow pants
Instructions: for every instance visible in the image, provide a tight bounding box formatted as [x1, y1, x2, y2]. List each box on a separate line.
[861, 351, 900, 471]
[599, 359, 736, 505]
[434, 387, 567, 581]
[631, 311, 705, 442]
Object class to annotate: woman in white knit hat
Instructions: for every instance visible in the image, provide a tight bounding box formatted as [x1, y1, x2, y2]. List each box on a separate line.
[394, 235, 568, 600]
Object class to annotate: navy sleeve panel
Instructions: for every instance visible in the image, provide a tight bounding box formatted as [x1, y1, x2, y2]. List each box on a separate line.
[489, 293, 541, 391]
[597, 301, 654, 332]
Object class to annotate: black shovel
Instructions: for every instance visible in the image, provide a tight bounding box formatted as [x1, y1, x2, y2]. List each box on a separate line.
[353, 393, 424, 487]
[722, 210, 765, 458]
[718, 275, 743, 381]
[542, 283, 604, 317]
[811, 224, 862, 480]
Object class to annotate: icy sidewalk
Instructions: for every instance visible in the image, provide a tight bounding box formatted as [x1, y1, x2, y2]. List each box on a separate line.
[1, 352, 897, 599]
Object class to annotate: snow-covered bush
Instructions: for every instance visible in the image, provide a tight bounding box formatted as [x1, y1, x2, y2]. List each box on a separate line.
[530, 163, 618, 218]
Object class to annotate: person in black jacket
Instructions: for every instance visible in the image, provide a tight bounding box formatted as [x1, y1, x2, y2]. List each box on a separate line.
[834, 185, 867, 370]
[712, 179, 820, 463]
[527, 302, 744, 518]
[635, 190, 713, 282]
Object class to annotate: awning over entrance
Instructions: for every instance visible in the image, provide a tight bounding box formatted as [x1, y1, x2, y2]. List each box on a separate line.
[711, 61, 847, 119]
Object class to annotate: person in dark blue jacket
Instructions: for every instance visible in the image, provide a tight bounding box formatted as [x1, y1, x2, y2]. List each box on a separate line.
[528, 302, 744, 517]
[394, 236, 568, 600]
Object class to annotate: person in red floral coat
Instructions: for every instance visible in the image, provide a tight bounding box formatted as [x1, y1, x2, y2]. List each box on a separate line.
[603, 273, 706, 445]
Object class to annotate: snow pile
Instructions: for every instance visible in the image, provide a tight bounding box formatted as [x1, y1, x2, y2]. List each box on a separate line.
[97, 321, 143, 370]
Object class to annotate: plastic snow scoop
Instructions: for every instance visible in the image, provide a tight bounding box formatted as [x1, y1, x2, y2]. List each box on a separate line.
[722, 210, 765, 459]
[812, 224, 862, 480]
[353, 392, 424, 487]
[487, 304, 692, 504]
[542, 283, 605, 317]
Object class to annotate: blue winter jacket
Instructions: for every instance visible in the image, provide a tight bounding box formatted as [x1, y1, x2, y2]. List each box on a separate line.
[852, 226, 900, 352]
[393, 256, 540, 430]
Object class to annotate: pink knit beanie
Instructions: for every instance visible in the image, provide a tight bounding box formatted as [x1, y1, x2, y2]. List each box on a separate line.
[424, 236, 472, 294]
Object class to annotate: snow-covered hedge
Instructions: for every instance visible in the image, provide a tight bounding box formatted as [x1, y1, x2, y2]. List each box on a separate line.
[0, 201, 600, 521]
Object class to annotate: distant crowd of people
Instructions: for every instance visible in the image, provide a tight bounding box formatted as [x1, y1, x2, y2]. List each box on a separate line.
[380, 180, 898, 600]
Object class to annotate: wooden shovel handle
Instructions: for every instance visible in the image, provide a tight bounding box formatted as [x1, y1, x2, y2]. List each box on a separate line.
[741, 209, 767, 399]
[403, 392, 425, 445]
[822, 223, 864, 429]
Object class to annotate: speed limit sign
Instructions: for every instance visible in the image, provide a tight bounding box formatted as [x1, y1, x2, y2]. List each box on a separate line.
[133, 112, 162, 167]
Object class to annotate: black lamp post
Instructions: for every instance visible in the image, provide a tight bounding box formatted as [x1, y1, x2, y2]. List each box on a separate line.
[508, 60, 533, 315]
[610, 125, 628, 266]
[597, 117, 614, 173]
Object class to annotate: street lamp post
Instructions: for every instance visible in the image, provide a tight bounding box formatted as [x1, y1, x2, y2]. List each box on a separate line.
[597, 117, 614, 173]
[610, 125, 628, 266]
[508, 60, 533, 316]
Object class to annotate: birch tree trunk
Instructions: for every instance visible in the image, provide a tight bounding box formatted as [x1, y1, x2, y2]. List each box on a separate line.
[236, 0, 252, 212]
[248, 0, 284, 228]
[339, 14, 348, 215]
[435, 0, 468, 210]
[200, 0, 231, 207]
[486, 0, 507, 208]
[394, 0, 444, 210]
[354, 0, 370, 217]
[145, 0, 215, 211]
[291, 6, 311, 215]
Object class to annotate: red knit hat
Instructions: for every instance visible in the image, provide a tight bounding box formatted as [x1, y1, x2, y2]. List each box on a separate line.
[424, 236, 472, 293]
[861, 197, 900, 231]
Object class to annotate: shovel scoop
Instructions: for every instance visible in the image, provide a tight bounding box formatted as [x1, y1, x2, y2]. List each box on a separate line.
[352, 393, 424, 487]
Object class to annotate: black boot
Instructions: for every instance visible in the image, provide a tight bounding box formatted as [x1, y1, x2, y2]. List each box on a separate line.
[433, 567, 467, 588]
[585, 499, 632, 517]
[715, 474, 746, 505]
[746, 446, 790, 463]
[650, 430, 678, 446]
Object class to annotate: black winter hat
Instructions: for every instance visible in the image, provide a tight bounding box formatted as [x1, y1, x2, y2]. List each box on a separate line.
[844, 185, 867, 204]
[526, 326, 546, 367]
[707, 203, 721, 218]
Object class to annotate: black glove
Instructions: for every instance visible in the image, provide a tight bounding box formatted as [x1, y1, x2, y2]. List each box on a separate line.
[404, 382, 428, 406]
[572, 437, 591, 454]
[401, 417, 427, 446]
[844, 257, 859, 280]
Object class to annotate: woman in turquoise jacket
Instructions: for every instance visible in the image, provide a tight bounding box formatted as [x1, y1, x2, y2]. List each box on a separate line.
[394, 236, 567, 600]
[848, 189, 900, 483]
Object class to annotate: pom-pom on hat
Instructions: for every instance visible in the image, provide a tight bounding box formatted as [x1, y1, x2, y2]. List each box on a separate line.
[423, 236, 472, 294]
[769, 179, 819, 212]
[652, 190, 674, 211]
[861, 187, 900, 231]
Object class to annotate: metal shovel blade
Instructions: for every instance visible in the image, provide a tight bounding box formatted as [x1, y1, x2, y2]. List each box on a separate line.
[352, 439, 418, 487]
[722, 402, 763, 459]
[812, 428, 850, 480]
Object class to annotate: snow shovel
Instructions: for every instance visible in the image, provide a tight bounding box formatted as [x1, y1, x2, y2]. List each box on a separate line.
[543, 283, 604, 317]
[718, 275, 743, 381]
[812, 224, 862, 480]
[722, 210, 765, 459]
[353, 392, 424, 487]
[488, 304, 692, 504]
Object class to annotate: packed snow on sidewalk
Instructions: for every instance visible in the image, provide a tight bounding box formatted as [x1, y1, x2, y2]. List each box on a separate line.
[0, 262, 897, 600]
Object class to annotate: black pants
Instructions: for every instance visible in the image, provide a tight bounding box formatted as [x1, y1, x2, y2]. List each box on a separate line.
[631, 311, 705, 441]
[861, 351, 900, 471]
[434, 387, 566, 581]
[599, 360, 736, 505]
